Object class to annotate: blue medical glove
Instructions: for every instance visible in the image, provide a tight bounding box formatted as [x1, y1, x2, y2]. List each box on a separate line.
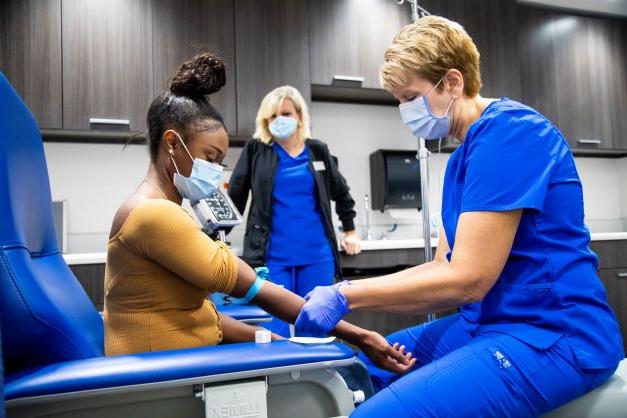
[295, 284, 351, 337]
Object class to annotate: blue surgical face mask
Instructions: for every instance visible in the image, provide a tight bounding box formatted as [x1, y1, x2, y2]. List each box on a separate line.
[170, 132, 223, 203]
[399, 78, 454, 140]
[269, 116, 298, 140]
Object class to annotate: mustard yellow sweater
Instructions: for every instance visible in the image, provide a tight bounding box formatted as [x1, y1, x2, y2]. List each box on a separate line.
[104, 199, 238, 356]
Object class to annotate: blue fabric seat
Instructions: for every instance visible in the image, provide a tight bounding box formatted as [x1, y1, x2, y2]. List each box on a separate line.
[0, 72, 355, 414]
[4, 340, 353, 400]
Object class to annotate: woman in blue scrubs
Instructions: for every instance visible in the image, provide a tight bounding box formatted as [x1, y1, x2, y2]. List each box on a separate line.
[294, 16, 624, 416]
[229, 86, 361, 338]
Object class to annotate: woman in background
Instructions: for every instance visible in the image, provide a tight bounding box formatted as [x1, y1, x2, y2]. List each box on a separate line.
[229, 86, 361, 338]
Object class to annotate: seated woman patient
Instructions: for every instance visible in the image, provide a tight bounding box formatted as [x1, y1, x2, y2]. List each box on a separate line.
[103, 53, 412, 374]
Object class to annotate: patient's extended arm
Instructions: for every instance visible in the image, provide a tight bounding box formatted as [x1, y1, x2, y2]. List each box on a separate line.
[229, 258, 415, 373]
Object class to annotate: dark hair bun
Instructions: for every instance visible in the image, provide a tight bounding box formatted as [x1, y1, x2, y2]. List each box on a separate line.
[169, 52, 226, 98]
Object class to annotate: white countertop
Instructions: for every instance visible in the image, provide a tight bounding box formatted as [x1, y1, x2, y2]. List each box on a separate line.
[62, 232, 627, 265]
[63, 252, 107, 265]
[357, 232, 627, 251]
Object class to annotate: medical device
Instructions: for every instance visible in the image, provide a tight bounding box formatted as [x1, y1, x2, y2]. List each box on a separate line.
[192, 188, 243, 240]
[193, 188, 246, 306]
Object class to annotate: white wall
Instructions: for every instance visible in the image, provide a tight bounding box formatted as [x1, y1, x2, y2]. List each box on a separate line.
[44, 142, 151, 253]
[575, 158, 626, 232]
[44, 102, 627, 253]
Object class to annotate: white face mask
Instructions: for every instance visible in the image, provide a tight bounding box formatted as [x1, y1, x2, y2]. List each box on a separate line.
[269, 115, 298, 140]
[170, 131, 223, 203]
[398, 77, 454, 140]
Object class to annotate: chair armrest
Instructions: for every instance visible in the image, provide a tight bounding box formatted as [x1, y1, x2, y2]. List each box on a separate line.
[217, 304, 272, 323]
[5, 341, 355, 401]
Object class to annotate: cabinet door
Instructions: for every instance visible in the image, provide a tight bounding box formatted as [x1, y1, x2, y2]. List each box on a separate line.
[62, 0, 153, 131]
[599, 268, 627, 352]
[309, 0, 411, 89]
[420, 0, 521, 99]
[519, 7, 627, 150]
[0, 0, 62, 129]
[518, 6, 560, 125]
[605, 18, 627, 151]
[234, 0, 310, 136]
[152, 0, 237, 134]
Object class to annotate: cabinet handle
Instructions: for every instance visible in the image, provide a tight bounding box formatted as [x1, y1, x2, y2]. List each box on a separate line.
[617, 272, 627, 279]
[577, 139, 602, 145]
[333, 75, 365, 83]
[89, 118, 130, 126]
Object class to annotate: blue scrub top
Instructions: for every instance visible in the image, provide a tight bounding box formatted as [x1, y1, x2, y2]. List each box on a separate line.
[442, 98, 623, 369]
[267, 143, 334, 266]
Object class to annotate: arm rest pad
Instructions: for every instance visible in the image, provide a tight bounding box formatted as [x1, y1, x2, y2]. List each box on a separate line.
[217, 304, 272, 321]
[6, 341, 355, 400]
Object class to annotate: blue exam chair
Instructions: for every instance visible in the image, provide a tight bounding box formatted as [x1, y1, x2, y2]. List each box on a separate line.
[0, 72, 358, 418]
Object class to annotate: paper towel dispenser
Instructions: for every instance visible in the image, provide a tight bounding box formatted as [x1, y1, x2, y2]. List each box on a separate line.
[369, 150, 422, 212]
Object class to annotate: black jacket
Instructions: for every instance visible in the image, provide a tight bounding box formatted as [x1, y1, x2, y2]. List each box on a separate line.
[228, 138, 356, 278]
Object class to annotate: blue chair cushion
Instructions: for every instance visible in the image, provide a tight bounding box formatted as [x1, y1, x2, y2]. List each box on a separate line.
[217, 304, 272, 322]
[5, 341, 355, 400]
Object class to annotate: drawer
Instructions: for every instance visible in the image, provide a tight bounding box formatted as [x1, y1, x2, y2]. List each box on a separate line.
[590, 240, 627, 270]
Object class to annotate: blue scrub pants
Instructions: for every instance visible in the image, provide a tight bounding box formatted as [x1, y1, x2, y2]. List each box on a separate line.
[265, 259, 335, 337]
[354, 313, 617, 418]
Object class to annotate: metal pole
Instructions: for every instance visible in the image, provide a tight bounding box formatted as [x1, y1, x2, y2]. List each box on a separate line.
[398, 0, 436, 321]
[417, 138, 436, 322]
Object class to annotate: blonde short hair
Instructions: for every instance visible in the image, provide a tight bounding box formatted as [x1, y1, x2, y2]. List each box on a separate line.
[380, 16, 482, 97]
[253, 86, 312, 144]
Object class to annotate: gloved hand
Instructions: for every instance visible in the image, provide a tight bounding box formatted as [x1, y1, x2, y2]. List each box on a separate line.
[295, 284, 351, 337]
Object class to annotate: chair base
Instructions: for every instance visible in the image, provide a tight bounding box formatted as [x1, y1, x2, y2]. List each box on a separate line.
[6, 368, 355, 418]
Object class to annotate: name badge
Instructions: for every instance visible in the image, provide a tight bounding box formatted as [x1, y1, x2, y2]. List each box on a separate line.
[313, 161, 326, 171]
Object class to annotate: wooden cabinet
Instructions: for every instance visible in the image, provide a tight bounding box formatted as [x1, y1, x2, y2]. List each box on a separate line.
[151, 0, 237, 134]
[61, 0, 153, 131]
[340, 247, 435, 270]
[519, 6, 627, 151]
[590, 240, 627, 270]
[309, 0, 411, 89]
[420, 0, 520, 153]
[589, 240, 627, 354]
[69, 264, 106, 311]
[419, 0, 521, 99]
[234, 0, 310, 136]
[599, 268, 627, 352]
[0, 0, 63, 129]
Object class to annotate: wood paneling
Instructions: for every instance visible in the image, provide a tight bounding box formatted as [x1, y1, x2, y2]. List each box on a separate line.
[519, 6, 627, 150]
[151, 0, 237, 134]
[590, 240, 627, 269]
[420, 0, 521, 99]
[234, 0, 310, 136]
[69, 264, 106, 311]
[309, 0, 411, 89]
[599, 268, 627, 353]
[62, 0, 153, 131]
[0, 0, 62, 128]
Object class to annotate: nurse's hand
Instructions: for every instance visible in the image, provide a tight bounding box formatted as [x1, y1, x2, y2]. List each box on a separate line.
[341, 230, 361, 255]
[358, 332, 416, 374]
[295, 285, 350, 337]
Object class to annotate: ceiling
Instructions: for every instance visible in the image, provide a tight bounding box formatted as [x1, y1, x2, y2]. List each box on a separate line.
[518, 0, 627, 17]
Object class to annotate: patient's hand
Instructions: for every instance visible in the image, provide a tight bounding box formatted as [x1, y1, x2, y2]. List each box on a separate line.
[358, 331, 416, 374]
